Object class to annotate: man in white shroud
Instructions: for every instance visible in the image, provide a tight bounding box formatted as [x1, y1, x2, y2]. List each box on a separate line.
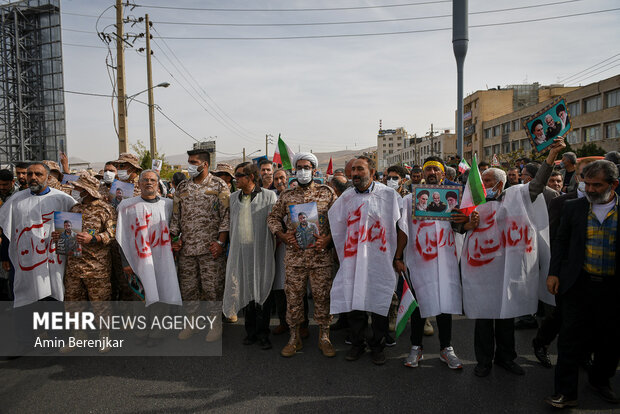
[116, 170, 181, 307]
[0, 162, 75, 307]
[462, 138, 565, 378]
[223, 162, 277, 350]
[329, 156, 402, 365]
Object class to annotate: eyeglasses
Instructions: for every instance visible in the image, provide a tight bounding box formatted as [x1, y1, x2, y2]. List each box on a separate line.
[234, 173, 247, 178]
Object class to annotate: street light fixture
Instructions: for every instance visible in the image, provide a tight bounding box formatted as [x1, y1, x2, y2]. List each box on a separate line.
[243, 148, 261, 162]
[126, 82, 170, 110]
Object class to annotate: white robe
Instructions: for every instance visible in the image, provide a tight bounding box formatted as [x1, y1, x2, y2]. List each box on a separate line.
[116, 196, 182, 306]
[223, 189, 277, 318]
[329, 183, 402, 316]
[460, 184, 552, 319]
[0, 188, 76, 307]
[398, 194, 462, 318]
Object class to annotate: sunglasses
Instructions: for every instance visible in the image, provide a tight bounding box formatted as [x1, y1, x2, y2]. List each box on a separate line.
[234, 173, 247, 178]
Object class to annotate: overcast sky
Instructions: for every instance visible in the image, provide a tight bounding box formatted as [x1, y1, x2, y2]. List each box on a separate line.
[59, 0, 619, 163]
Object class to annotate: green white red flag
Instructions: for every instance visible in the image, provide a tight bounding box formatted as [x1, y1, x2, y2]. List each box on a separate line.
[272, 134, 295, 170]
[459, 154, 487, 216]
[396, 273, 418, 339]
[458, 158, 470, 173]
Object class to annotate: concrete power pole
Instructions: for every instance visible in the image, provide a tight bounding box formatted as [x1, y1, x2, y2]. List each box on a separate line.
[116, 0, 128, 154]
[429, 123, 435, 156]
[145, 14, 157, 158]
[243, 148, 246, 162]
[453, 0, 468, 159]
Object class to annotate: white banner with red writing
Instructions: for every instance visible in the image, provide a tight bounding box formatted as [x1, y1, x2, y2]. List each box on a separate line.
[461, 184, 552, 319]
[0, 189, 76, 307]
[116, 197, 182, 306]
[329, 184, 402, 317]
[398, 194, 462, 318]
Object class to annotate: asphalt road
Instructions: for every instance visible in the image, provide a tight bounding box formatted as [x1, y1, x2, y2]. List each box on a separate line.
[1, 315, 618, 413]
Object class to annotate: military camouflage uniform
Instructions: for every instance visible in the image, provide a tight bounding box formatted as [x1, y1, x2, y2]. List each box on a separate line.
[170, 173, 230, 303]
[267, 182, 337, 326]
[64, 200, 117, 317]
[47, 175, 73, 195]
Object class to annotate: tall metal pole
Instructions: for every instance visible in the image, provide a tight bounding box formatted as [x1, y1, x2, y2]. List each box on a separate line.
[145, 14, 157, 158]
[242, 147, 246, 162]
[265, 134, 268, 159]
[116, 0, 128, 154]
[453, 0, 468, 159]
[13, 10, 25, 160]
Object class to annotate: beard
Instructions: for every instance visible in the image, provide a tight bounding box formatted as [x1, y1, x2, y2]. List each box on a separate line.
[425, 175, 438, 184]
[585, 186, 613, 204]
[29, 181, 43, 192]
[352, 175, 370, 191]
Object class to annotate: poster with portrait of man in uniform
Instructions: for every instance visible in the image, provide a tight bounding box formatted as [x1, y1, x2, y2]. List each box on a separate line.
[524, 97, 571, 153]
[288, 202, 320, 249]
[413, 185, 461, 220]
[109, 180, 135, 208]
[53, 211, 82, 255]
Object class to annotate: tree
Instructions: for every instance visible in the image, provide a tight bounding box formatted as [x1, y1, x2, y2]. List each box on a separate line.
[130, 140, 176, 180]
[576, 142, 606, 157]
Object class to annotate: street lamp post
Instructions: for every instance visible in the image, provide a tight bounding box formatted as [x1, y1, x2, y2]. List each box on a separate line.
[243, 148, 261, 162]
[124, 81, 170, 157]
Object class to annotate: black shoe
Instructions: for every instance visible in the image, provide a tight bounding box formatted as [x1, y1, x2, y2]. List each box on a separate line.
[589, 383, 619, 404]
[242, 336, 257, 345]
[544, 394, 578, 408]
[371, 349, 386, 365]
[495, 359, 525, 375]
[345, 345, 366, 361]
[330, 318, 349, 331]
[474, 363, 491, 377]
[532, 340, 552, 368]
[344, 334, 352, 345]
[384, 335, 396, 347]
[258, 337, 272, 350]
[514, 315, 538, 330]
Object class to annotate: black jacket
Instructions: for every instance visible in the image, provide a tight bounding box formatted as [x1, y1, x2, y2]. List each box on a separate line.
[547, 190, 577, 242]
[549, 196, 620, 294]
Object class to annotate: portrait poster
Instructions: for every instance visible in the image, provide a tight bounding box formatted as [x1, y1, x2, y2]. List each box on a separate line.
[54, 211, 82, 256]
[523, 98, 571, 153]
[413, 185, 462, 221]
[288, 202, 320, 249]
[61, 174, 78, 185]
[110, 180, 135, 208]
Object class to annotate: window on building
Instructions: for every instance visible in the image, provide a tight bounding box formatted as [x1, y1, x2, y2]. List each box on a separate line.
[503, 143, 510, 153]
[605, 122, 620, 139]
[566, 129, 580, 144]
[502, 122, 511, 134]
[389, 150, 393, 154]
[492, 144, 500, 155]
[388, 143, 393, 147]
[513, 119, 521, 132]
[484, 128, 491, 139]
[493, 125, 500, 136]
[511, 141, 519, 151]
[568, 101, 580, 117]
[584, 125, 601, 142]
[584, 95, 602, 113]
[484, 147, 491, 157]
[522, 139, 531, 150]
[397, 142, 401, 147]
[606, 88, 620, 108]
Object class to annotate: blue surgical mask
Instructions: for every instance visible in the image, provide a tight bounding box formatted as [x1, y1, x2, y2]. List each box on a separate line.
[486, 183, 499, 199]
[559, 161, 565, 169]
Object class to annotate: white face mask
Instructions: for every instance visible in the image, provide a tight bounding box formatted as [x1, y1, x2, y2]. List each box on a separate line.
[296, 169, 312, 185]
[187, 164, 202, 178]
[71, 190, 83, 203]
[577, 181, 586, 193]
[117, 170, 129, 181]
[386, 178, 400, 189]
[103, 171, 115, 184]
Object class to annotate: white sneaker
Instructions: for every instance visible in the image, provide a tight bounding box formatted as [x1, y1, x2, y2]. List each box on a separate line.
[440, 346, 463, 369]
[404, 345, 423, 368]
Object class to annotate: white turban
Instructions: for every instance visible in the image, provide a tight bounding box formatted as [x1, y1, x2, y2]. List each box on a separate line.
[293, 152, 318, 169]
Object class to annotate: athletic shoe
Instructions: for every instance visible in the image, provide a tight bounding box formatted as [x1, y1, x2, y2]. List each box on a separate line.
[440, 346, 463, 369]
[404, 345, 423, 368]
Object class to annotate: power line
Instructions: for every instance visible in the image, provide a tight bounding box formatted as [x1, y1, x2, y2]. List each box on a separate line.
[63, 43, 109, 49]
[133, 0, 450, 12]
[565, 58, 620, 84]
[558, 52, 620, 83]
[153, 106, 199, 142]
[569, 62, 620, 85]
[150, 0, 583, 27]
[150, 8, 620, 40]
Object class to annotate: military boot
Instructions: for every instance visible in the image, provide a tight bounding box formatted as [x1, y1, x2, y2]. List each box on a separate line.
[318, 325, 336, 357]
[280, 325, 302, 357]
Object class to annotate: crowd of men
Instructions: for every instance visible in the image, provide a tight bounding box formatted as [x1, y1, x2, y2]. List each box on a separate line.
[0, 142, 618, 410]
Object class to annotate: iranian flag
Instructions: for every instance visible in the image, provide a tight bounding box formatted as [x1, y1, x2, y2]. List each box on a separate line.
[395, 273, 418, 339]
[459, 154, 487, 216]
[458, 158, 470, 173]
[272, 134, 295, 170]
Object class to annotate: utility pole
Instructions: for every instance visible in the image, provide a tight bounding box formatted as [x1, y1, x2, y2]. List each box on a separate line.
[429, 123, 435, 156]
[243, 148, 246, 162]
[453, 0, 469, 159]
[116, 0, 128, 154]
[145, 14, 157, 158]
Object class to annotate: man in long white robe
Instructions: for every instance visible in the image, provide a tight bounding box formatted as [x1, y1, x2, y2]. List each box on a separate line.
[0, 162, 75, 307]
[116, 170, 181, 307]
[329, 156, 402, 365]
[223, 162, 276, 349]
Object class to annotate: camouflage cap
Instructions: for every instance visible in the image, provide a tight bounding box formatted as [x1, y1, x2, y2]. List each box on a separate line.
[95, 169, 104, 179]
[42, 160, 63, 181]
[111, 153, 142, 171]
[71, 171, 102, 199]
[212, 163, 234, 178]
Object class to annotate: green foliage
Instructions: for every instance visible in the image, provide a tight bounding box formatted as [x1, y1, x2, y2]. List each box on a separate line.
[575, 142, 606, 157]
[130, 140, 176, 181]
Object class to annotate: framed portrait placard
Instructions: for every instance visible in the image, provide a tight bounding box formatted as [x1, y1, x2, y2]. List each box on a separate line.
[288, 202, 320, 249]
[523, 97, 572, 153]
[413, 185, 462, 221]
[53, 211, 82, 256]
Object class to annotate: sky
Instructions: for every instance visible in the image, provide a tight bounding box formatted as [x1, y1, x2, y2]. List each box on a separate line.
[58, 0, 620, 164]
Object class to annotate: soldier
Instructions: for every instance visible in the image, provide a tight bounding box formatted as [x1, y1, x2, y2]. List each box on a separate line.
[170, 148, 230, 342]
[267, 152, 338, 358]
[110, 153, 142, 197]
[42, 160, 72, 194]
[53, 173, 117, 353]
[98, 161, 118, 201]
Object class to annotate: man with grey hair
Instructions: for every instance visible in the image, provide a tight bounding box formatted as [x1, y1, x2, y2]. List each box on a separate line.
[465, 137, 566, 378]
[545, 160, 619, 408]
[560, 151, 578, 193]
[445, 166, 457, 182]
